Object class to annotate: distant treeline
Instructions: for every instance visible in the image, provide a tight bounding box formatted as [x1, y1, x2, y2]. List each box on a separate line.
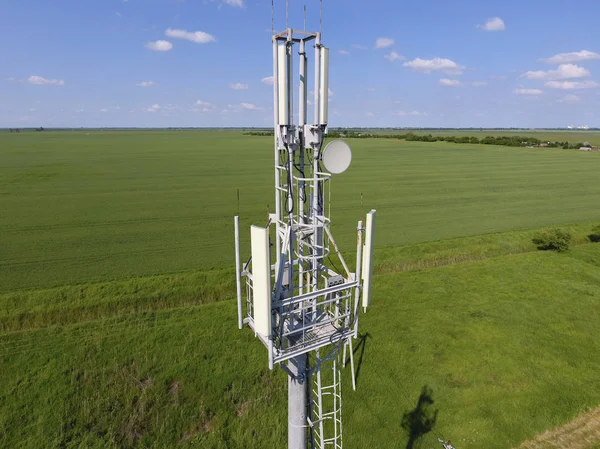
[244, 131, 274, 136]
[403, 133, 589, 149]
[243, 130, 591, 149]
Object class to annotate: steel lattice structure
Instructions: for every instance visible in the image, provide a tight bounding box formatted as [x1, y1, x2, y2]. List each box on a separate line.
[234, 17, 376, 449]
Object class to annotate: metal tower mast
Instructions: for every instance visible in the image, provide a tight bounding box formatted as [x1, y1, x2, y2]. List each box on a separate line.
[234, 13, 376, 449]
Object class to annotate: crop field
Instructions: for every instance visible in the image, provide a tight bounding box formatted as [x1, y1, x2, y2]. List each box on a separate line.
[2, 130, 600, 291]
[2, 130, 600, 448]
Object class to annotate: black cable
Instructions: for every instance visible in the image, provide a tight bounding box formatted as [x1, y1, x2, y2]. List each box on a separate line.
[284, 145, 294, 214]
[327, 254, 342, 275]
[293, 161, 307, 205]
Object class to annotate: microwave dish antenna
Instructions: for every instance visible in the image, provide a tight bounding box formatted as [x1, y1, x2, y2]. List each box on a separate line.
[321, 139, 352, 174]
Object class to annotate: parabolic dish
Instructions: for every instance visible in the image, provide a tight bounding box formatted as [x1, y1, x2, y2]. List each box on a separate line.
[321, 140, 352, 174]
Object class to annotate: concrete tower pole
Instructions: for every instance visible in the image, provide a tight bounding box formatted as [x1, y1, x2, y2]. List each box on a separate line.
[288, 354, 308, 449]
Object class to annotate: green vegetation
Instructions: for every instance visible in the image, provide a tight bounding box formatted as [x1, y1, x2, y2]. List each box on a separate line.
[2, 233, 600, 448]
[2, 130, 600, 448]
[532, 228, 573, 252]
[333, 129, 600, 146]
[590, 225, 600, 243]
[2, 131, 600, 291]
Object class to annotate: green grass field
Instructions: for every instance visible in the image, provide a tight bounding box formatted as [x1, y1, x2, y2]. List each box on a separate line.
[2, 130, 600, 448]
[2, 130, 600, 291]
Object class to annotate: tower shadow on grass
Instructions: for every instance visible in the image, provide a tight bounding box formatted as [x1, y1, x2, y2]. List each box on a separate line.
[347, 332, 371, 387]
[401, 385, 438, 449]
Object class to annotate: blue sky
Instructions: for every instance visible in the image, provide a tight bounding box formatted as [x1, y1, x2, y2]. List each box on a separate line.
[1, 0, 599, 128]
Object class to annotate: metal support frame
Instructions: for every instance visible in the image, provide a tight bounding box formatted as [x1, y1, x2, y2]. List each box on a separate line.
[235, 21, 376, 449]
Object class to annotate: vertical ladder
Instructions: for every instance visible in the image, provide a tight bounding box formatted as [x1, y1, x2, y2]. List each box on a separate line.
[309, 348, 343, 449]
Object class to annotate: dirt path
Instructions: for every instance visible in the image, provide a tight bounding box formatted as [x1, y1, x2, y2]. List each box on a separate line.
[516, 407, 600, 449]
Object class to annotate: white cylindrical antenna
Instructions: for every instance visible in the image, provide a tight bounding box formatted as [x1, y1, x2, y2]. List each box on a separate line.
[251, 225, 272, 339]
[319, 46, 329, 126]
[362, 210, 376, 312]
[314, 36, 321, 125]
[287, 37, 293, 129]
[278, 44, 289, 126]
[353, 219, 363, 337]
[273, 37, 279, 126]
[234, 216, 243, 329]
[272, 0, 274, 35]
[299, 39, 307, 127]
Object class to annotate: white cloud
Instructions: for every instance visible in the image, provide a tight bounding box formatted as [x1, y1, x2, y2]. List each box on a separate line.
[366, 112, 374, 117]
[489, 75, 507, 80]
[514, 88, 543, 95]
[471, 81, 488, 87]
[558, 94, 581, 103]
[367, 87, 376, 92]
[545, 80, 598, 90]
[240, 102, 262, 111]
[144, 104, 161, 112]
[328, 88, 334, 97]
[393, 110, 428, 116]
[375, 38, 394, 49]
[339, 50, 349, 55]
[351, 44, 368, 50]
[439, 78, 461, 87]
[100, 108, 109, 112]
[18, 115, 39, 122]
[115, 106, 121, 110]
[136, 80, 156, 87]
[146, 40, 173, 51]
[193, 101, 212, 112]
[384, 51, 403, 62]
[75, 109, 84, 113]
[541, 50, 600, 64]
[28, 75, 64, 86]
[477, 17, 505, 31]
[521, 64, 591, 80]
[165, 28, 216, 44]
[224, 0, 244, 6]
[230, 83, 248, 90]
[403, 58, 464, 75]
[261, 76, 274, 85]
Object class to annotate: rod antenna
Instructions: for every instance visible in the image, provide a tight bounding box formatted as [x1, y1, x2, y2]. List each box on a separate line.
[304, 5, 307, 31]
[286, 0, 289, 29]
[271, 0, 274, 35]
[320, 0, 323, 34]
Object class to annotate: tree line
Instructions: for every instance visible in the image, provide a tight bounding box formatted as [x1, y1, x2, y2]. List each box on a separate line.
[244, 130, 591, 149]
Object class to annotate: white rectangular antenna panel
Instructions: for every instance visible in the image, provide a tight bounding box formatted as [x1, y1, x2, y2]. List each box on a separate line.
[277, 44, 289, 126]
[251, 225, 272, 338]
[362, 210, 376, 310]
[319, 47, 329, 125]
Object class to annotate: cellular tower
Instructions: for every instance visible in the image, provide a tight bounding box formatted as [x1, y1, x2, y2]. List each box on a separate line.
[233, 3, 376, 448]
